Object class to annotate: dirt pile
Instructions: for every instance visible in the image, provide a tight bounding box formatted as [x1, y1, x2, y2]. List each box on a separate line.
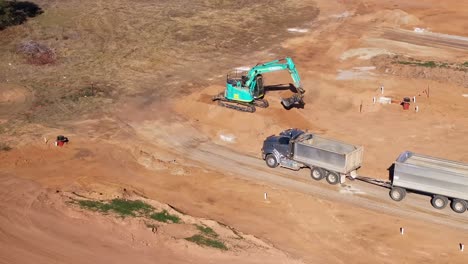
[353, 9, 421, 27]
[0, 173, 303, 264]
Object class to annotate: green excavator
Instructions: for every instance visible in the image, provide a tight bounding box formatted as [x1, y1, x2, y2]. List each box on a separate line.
[212, 57, 305, 113]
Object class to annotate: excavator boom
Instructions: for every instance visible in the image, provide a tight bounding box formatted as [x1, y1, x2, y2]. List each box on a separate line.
[245, 57, 301, 89]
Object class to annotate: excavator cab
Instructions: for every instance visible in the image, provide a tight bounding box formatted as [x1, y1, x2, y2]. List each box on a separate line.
[252, 75, 264, 99]
[225, 71, 253, 103]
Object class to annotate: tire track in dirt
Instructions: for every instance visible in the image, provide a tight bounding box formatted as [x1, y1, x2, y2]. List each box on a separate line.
[129, 119, 468, 230]
[178, 141, 468, 230]
[380, 28, 468, 51]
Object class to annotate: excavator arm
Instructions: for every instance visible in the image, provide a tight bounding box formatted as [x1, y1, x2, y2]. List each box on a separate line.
[245, 57, 305, 108]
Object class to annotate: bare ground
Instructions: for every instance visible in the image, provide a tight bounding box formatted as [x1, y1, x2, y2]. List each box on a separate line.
[1, 0, 468, 263]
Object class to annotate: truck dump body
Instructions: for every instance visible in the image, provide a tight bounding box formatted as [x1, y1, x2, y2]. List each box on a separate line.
[393, 151, 468, 200]
[292, 134, 363, 174]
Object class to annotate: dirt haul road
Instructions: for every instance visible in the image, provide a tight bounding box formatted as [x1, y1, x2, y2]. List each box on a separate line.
[133, 120, 468, 231]
[379, 28, 468, 51]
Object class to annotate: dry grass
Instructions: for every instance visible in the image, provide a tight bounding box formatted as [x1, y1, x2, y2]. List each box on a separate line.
[0, 0, 319, 129]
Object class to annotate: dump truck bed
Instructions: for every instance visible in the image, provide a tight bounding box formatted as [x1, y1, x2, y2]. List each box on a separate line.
[393, 151, 468, 200]
[292, 134, 363, 174]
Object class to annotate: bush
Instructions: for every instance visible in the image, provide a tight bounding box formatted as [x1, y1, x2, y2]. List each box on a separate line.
[185, 235, 227, 250]
[17, 40, 57, 65]
[0, 0, 42, 30]
[77, 199, 154, 217]
[150, 210, 181, 223]
[195, 224, 218, 237]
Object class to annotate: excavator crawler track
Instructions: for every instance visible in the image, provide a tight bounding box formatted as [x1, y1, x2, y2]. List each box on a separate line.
[253, 99, 269, 108]
[216, 100, 256, 113]
[212, 93, 259, 113]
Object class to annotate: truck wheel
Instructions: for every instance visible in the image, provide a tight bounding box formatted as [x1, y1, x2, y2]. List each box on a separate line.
[265, 154, 278, 168]
[311, 167, 326, 181]
[389, 187, 406, 201]
[431, 195, 448, 209]
[451, 199, 467, 214]
[326, 172, 340, 185]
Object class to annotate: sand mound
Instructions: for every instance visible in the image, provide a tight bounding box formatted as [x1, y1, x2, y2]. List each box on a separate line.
[169, 85, 318, 155]
[0, 173, 303, 264]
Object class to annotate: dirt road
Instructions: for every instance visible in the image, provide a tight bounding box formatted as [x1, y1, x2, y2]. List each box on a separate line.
[132, 120, 468, 231]
[187, 142, 468, 229]
[380, 28, 468, 51]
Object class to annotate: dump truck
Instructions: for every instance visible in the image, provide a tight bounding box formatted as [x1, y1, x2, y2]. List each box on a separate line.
[261, 128, 364, 185]
[390, 151, 468, 213]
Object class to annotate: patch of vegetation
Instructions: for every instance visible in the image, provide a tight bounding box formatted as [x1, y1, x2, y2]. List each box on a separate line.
[0, 143, 12, 151]
[396, 61, 412, 65]
[195, 224, 218, 237]
[0, 0, 43, 30]
[396, 59, 468, 70]
[185, 224, 227, 250]
[397, 60, 437, 68]
[77, 199, 153, 217]
[185, 234, 227, 250]
[420, 61, 436, 68]
[150, 210, 181, 223]
[74, 197, 183, 226]
[61, 84, 110, 102]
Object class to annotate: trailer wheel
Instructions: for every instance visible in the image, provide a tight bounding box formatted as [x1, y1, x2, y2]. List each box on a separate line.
[389, 187, 406, 201]
[265, 154, 278, 168]
[326, 172, 340, 185]
[451, 199, 467, 214]
[311, 167, 326, 181]
[431, 195, 448, 210]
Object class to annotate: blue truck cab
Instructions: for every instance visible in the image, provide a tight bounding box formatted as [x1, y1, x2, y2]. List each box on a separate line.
[261, 128, 305, 167]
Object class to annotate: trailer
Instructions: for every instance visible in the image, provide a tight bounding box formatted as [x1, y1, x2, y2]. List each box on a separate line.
[390, 151, 468, 213]
[261, 128, 364, 185]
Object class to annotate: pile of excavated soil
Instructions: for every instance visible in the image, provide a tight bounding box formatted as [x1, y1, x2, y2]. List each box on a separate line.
[0, 154, 303, 264]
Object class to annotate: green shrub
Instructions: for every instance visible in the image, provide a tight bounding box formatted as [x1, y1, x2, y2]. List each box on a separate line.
[78, 199, 154, 217]
[150, 210, 181, 223]
[0, 0, 42, 30]
[195, 224, 218, 237]
[185, 235, 227, 250]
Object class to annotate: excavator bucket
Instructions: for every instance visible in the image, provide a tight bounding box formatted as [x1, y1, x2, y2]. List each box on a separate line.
[281, 93, 304, 109]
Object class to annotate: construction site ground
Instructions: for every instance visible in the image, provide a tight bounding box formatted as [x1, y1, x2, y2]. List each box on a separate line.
[0, 0, 467, 263]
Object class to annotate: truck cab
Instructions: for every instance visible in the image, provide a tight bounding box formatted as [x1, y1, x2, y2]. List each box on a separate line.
[261, 128, 304, 167]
